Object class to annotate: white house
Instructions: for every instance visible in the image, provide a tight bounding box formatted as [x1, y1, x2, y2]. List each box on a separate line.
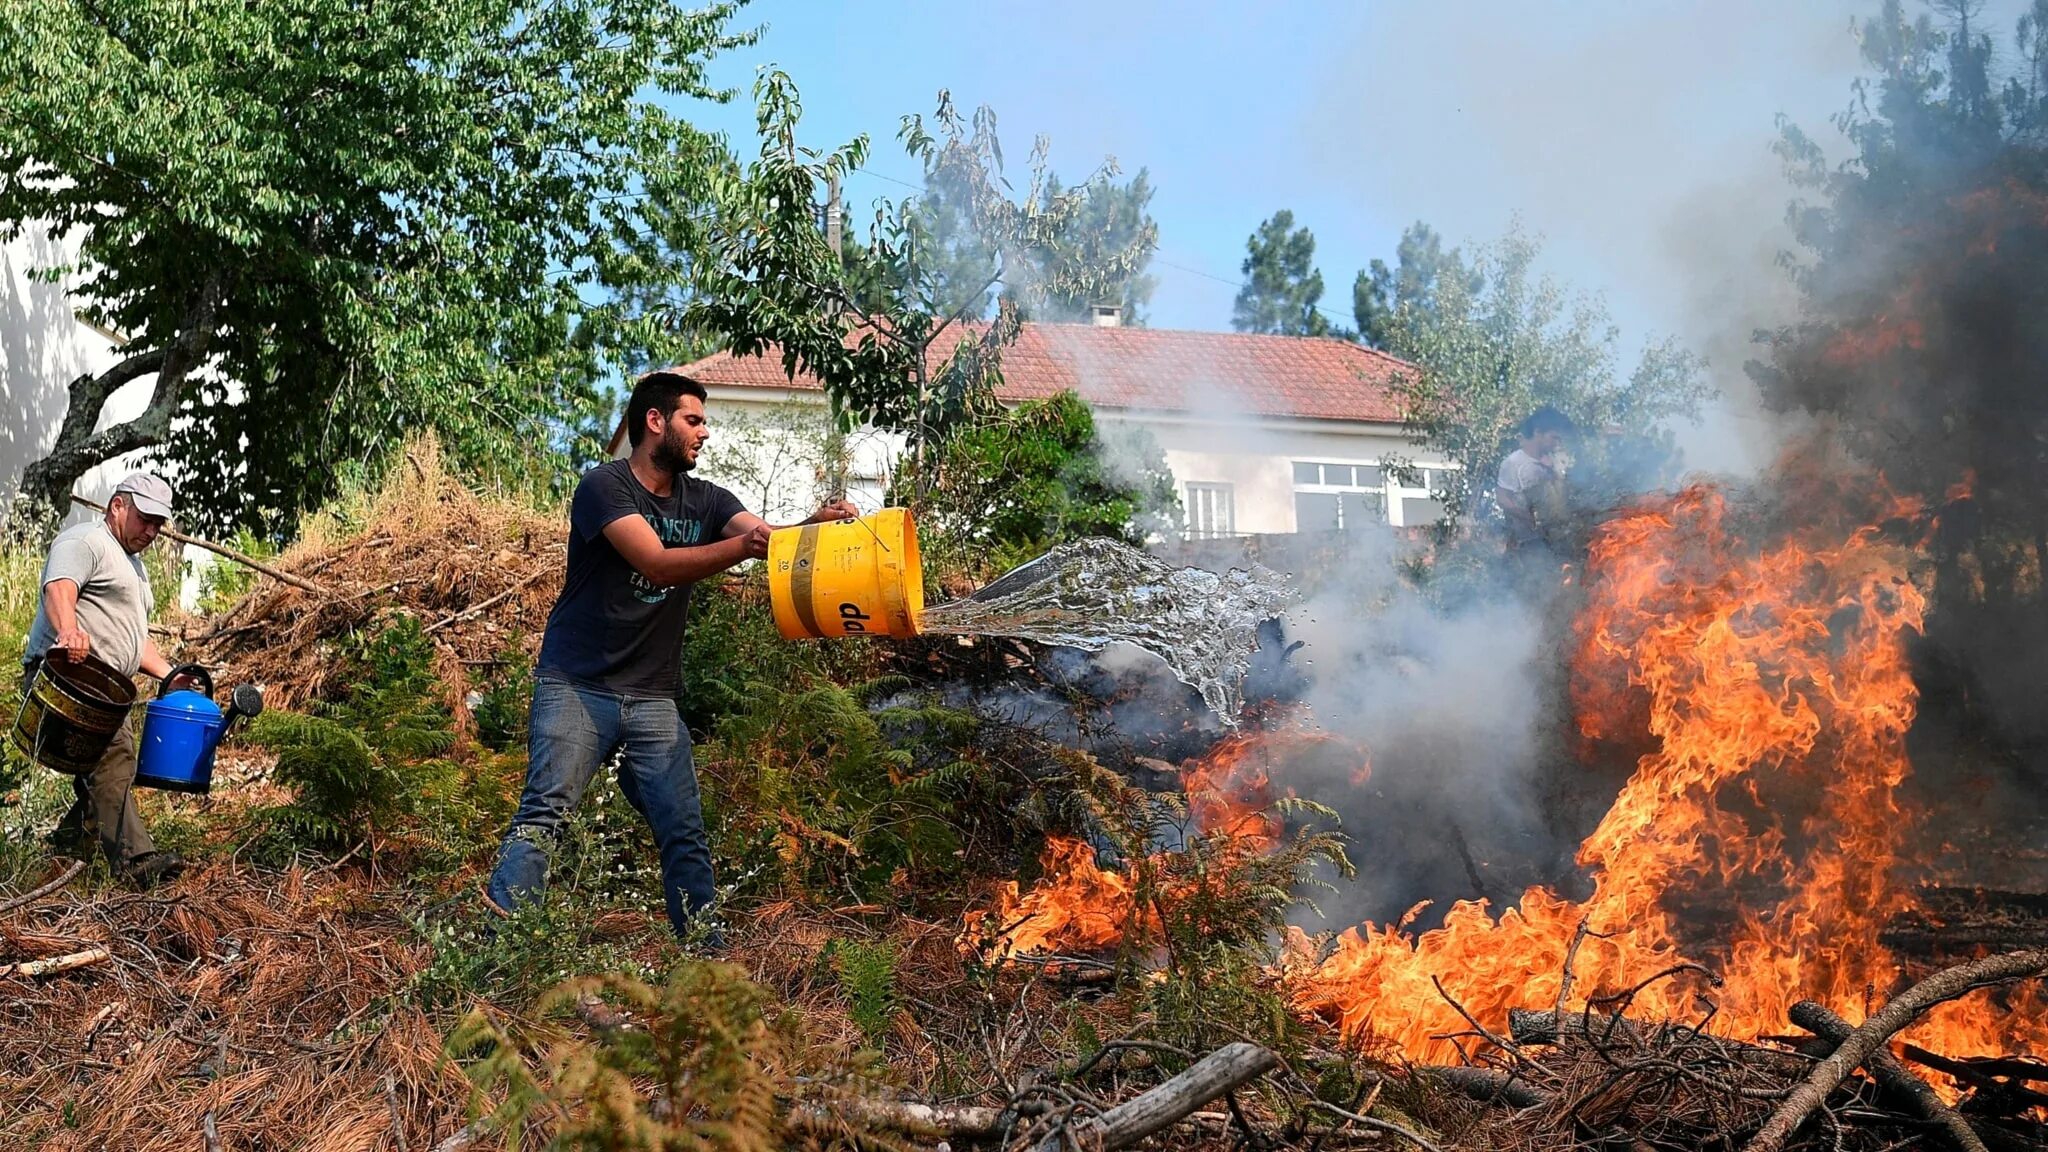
[1, 221, 157, 515]
[614, 319, 1450, 537]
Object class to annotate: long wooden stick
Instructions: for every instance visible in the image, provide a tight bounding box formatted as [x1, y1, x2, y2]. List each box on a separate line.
[0, 945, 111, 978]
[1745, 950, 2048, 1152]
[1037, 1042, 1280, 1152]
[0, 860, 86, 914]
[1790, 1000, 1986, 1152]
[70, 494, 324, 595]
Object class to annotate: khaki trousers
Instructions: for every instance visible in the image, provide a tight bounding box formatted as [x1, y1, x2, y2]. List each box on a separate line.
[55, 714, 156, 866]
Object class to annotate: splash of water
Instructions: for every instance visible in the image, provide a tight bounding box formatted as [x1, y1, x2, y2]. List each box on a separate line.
[918, 538, 1298, 724]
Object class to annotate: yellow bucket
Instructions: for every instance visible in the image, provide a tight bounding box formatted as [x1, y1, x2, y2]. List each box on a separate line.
[767, 507, 924, 640]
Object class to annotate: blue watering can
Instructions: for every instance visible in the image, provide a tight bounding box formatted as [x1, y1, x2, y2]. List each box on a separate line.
[135, 665, 264, 794]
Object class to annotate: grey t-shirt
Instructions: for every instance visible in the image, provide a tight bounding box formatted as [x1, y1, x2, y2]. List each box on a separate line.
[25, 521, 152, 676]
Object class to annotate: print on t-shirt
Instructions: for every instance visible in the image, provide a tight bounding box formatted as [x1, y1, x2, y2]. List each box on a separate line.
[630, 515, 710, 603]
[536, 459, 746, 697]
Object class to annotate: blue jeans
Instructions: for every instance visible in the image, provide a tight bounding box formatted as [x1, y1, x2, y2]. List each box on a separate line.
[487, 677, 716, 938]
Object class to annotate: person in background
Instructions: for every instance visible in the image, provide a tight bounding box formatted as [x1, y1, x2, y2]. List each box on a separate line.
[484, 371, 857, 945]
[25, 473, 192, 886]
[1495, 406, 1575, 559]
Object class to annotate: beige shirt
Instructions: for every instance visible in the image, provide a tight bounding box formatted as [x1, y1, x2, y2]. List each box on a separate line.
[26, 521, 152, 675]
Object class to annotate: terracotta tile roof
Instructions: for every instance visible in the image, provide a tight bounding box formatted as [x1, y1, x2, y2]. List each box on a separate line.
[672, 323, 1414, 424]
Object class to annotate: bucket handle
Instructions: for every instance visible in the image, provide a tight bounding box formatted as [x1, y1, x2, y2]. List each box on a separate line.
[159, 663, 215, 700]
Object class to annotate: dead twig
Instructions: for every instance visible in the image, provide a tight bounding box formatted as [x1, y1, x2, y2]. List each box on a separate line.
[0, 860, 86, 914]
[202, 1110, 222, 1152]
[1308, 1100, 1447, 1152]
[1745, 949, 2048, 1152]
[423, 566, 555, 635]
[1553, 917, 1605, 1019]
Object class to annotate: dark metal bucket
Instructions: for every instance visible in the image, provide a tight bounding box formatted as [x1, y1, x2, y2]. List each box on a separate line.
[9, 653, 136, 774]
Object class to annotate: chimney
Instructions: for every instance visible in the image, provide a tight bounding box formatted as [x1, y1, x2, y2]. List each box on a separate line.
[1090, 303, 1122, 327]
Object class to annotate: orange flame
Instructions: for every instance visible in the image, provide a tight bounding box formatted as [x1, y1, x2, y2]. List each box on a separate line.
[962, 835, 1143, 959]
[1288, 483, 2046, 1067]
[961, 727, 1364, 958]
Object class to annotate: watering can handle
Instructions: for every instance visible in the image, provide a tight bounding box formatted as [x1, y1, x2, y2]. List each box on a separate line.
[159, 663, 215, 699]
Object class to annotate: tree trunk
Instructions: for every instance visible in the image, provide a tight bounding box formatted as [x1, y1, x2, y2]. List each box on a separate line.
[15, 272, 224, 532]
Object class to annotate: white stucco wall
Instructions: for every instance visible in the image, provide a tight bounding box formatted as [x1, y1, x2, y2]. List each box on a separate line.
[656, 386, 900, 524]
[0, 221, 158, 518]
[683, 386, 1451, 537]
[1099, 411, 1450, 533]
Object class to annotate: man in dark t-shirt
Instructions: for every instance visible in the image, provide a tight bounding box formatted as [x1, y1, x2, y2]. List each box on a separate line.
[485, 371, 856, 943]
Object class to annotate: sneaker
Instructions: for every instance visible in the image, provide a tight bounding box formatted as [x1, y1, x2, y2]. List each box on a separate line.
[117, 851, 185, 889]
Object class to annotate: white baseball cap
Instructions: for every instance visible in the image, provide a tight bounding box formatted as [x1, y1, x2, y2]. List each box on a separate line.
[114, 472, 175, 521]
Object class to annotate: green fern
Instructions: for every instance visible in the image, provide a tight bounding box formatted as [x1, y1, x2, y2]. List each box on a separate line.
[825, 938, 899, 1045]
[243, 615, 460, 858]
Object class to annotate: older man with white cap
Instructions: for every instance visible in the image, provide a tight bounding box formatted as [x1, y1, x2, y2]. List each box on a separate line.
[24, 472, 190, 885]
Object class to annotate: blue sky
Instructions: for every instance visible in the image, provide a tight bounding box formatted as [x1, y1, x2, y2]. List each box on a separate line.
[679, 1, 2026, 469]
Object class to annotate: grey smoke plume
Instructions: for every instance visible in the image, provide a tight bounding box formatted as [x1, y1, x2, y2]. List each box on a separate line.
[1272, 528, 1580, 932]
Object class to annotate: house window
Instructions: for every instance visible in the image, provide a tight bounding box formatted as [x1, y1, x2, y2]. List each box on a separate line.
[1291, 460, 1387, 532]
[1185, 482, 1235, 539]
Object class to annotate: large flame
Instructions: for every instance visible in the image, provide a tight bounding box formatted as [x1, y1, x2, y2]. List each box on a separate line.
[1289, 483, 2045, 1064]
[962, 480, 2042, 1066]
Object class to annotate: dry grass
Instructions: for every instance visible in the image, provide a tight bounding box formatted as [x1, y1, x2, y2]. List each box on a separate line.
[184, 436, 564, 732]
[0, 859, 473, 1151]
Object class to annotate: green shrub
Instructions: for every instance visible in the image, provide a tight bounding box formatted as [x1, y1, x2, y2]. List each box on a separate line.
[906, 390, 1182, 577]
[680, 576, 883, 728]
[244, 615, 458, 858]
[447, 961, 836, 1152]
[470, 645, 533, 753]
[703, 681, 1004, 904]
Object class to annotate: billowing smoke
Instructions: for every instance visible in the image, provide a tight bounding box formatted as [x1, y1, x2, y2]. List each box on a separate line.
[1277, 532, 1579, 931]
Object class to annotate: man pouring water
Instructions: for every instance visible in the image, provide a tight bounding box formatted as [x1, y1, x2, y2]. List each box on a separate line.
[484, 371, 857, 945]
[24, 473, 195, 886]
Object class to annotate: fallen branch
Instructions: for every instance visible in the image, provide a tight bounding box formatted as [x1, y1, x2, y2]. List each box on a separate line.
[1507, 1007, 1644, 1048]
[1036, 1042, 1280, 1152]
[0, 860, 87, 914]
[789, 1097, 1011, 1140]
[1745, 949, 2048, 1152]
[423, 566, 554, 635]
[71, 494, 325, 595]
[1417, 1065, 1550, 1109]
[0, 945, 111, 978]
[1789, 1000, 1986, 1152]
[1901, 1044, 2048, 1087]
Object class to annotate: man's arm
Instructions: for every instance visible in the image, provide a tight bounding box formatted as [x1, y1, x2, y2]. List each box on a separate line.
[1496, 485, 1540, 541]
[41, 578, 90, 661]
[601, 515, 772, 589]
[719, 499, 861, 540]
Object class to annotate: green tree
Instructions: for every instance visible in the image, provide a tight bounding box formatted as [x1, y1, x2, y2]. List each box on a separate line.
[1352, 221, 1478, 349]
[1380, 224, 1709, 525]
[684, 75, 1152, 501]
[1024, 169, 1160, 325]
[1756, 0, 2048, 742]
[0, 0, 749, 533]
[1232, 210, 1340, 337]
[915, 390, 1180, 572]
